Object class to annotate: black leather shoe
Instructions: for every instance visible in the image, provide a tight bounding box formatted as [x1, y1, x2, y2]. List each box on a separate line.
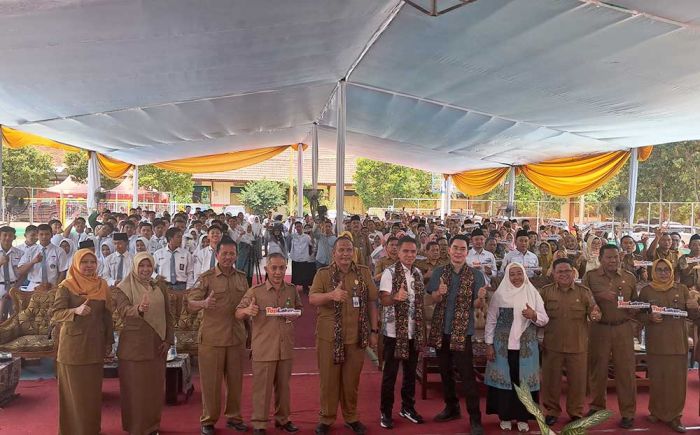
[201, 425, 215, 435]
[399, 407, 424, 424]
[314, 423, 331, 435]
[433, 407, 461, 422]
[669, 419, 687, 433]
[545, 415, 557, 426]
[470, 421, 485, 435]
[275, 421, 299, 433]
[619, 417, 634, 429]
[253, 430, 266, 435]
[344, 421, 367, 434]
[227, 420, 249, 432]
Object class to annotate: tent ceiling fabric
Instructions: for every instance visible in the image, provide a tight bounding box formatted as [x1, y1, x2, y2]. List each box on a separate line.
[1, 0, 699, 172]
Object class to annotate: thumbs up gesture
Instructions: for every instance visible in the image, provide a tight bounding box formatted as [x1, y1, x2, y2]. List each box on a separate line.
[74, 299, 92, 316]
[330, 280, 348, 303]
[393, 282, 408, 302]
[687, 296, 699, 311]
[437, 277, 448, 296]
[202, 291, 217, 309]
[246, 296, 260, 317]
[138, 292, 150, 313]
[521, 303, 537, 321]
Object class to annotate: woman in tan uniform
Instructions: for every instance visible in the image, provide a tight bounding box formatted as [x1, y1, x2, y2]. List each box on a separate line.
[114, 251, 174, 435]
[51, 248, 114, 435]
[677, 234, 700, 291]
[637, 259, 699, 433]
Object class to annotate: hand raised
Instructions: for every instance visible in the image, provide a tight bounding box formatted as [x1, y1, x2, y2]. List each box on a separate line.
[521, 303, 537, 321]
[74, 300, 92, 316]
[393, 282, 408, 302]
[330, 281, 348, 302]
[202, 291, 217, 309]
[438, 277, 448, 296]
[246, 296, 260, 317]
[139, 292, 150, 313]
[477, 286, 488, 299]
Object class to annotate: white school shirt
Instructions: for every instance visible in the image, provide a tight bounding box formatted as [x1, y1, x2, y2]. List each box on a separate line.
[193, 246, 217, 282]
[101, 251, 134, 286]
[0, 246, 23, 296]
[18, 243, 69, 290]
[153, 247, 195, 288]
[500, 250, 540, 277]
[466, 248, 497, 283]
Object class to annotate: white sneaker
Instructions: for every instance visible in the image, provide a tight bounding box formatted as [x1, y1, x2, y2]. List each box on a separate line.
[500, 420, 512, 430]
[517, 421, 529, 432]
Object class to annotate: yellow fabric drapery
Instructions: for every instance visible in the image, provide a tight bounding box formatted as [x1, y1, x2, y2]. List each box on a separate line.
[519, 151, 630, 197]
[638, 145, 653, 162]
[1, 126, 80, 152]
[153, 144, 306, 173]
[96, 153, 133, 179]
[450, 167, 510, 196]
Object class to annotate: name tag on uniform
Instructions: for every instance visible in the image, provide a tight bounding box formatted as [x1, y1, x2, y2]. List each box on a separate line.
[180, 263, 185, 271]
[352, 296, 360, 308]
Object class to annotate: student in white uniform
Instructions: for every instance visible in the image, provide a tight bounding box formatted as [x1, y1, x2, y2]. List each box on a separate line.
[16, 225, 39, 256]
[0, 226, 24, 320]
[500, 230, 540, 278]
[193, 225, 223, 282]
[62, 216, 91, 245]
[466, 228, 497, 285]
[18, 224, 69, 291]
[101, 232, 133, 286]
[153, 227, 195, 290]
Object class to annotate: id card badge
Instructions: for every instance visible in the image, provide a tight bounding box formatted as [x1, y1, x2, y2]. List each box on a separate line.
[352, 296, 360, 308]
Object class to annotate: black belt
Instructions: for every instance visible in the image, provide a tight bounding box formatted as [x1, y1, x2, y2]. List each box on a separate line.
[1, 281, 16, 285]
[597, 319, 628, 326]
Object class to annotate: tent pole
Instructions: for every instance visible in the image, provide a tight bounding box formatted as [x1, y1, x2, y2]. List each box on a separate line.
[132, 165, 139, 209]
[444, 176, 452, 217]
[439, 178, 446, 218]
[312, 123, 319, 193]
[87, 151, 101, 211]
[297, 143, 304, 217]
[336, 80, 346, 233]
[628, 148, 639, 228]
[507, 166, 516, 218]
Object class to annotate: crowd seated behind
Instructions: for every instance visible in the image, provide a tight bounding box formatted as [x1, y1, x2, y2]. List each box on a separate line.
[2, 206, 700, 434]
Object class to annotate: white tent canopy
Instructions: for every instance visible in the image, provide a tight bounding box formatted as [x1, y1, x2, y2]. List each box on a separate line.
[1, 0, 700, 173]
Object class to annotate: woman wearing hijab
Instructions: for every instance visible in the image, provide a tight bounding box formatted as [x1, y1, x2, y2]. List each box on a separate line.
[484, 263, 549, 432]
[677, 234, 700, 291]
[135, 236, 150, 253]
[113, 252, 174, 435]
[578, 236, 602, 277]
[637, 259, 699, 433]
[51, 249, 114, 435]
[537, 242, 553, 273]
[59, 238, 78, 264]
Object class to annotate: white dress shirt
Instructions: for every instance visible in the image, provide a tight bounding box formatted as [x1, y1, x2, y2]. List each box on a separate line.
[101, 251, 134, 286]
[0, 246, 23, 296]
[149, 236, 165, 254]
[193, 246, 217, 282]
[466, 248, 497, 283]
[500, 249, 540, 277]
[18, 243, 69, 290]
[153, 246, 195, 288]
[379, 263, 420, 339]
[289, 232, 313, 262]
[65, 231, 91, 246]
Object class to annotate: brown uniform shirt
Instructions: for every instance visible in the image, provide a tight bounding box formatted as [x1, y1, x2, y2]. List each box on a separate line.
[188, 266, 248, 347]
[375, 256, 398, 278]
[237, 281, 302, 362]
[637, 283, 698, 355]
[51, 286, 114, 365]
[677, 254, 700, 289]
[540, 282, 595, 353]
[583, 267, 636, 324]
[310, 264, 378, 344]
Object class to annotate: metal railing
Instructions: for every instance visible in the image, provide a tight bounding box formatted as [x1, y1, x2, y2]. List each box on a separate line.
[2, 187, 178, 224]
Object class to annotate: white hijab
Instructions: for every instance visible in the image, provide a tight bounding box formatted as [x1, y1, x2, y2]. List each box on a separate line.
[495, 262, 540, 350]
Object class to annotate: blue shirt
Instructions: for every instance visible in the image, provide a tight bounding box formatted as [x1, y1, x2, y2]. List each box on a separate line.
[315, 234, 337, 266]
[426, 263, 484, 336]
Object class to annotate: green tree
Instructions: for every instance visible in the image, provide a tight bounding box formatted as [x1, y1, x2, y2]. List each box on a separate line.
[239, 179, 287, 215]
[64, 151, 119, 189]
[354, 159, 432, 208]
[2, 147, 55, 188]
[138, 165, 194, 204]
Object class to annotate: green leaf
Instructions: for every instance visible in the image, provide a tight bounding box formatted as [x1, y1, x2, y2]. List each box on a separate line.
[561, 410, 612, 434]
[513, 383, 556, 435]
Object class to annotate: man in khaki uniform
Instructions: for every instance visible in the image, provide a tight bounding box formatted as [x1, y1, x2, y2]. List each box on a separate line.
[373, 236, 399, 282]
[188, 236, 249, 435]
[540, 258, 601, 426]
[309, 237, 379, 435]
[583, 244, 638, 429]
[349, 215, 372, 266]
[236, 253, 302, 434]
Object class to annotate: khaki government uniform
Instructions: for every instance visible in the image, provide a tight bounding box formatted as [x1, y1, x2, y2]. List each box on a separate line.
[237, 281, 303, 430]
[677, 254, 700, 290]
[539, 282, 595, 419]
[310, 264, 378, 425]
[637, 283, 698, 423]
[51, 286, 114, 435]
[113, 280, 174, 435]
[351, 233, 372, 267]
[188, 266, 248, 426]
[583, 267, 637, 418]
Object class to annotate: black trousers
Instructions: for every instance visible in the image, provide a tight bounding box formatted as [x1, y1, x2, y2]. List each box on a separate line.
[437, 334, 481, 422]
[380, 336, 419, 415]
